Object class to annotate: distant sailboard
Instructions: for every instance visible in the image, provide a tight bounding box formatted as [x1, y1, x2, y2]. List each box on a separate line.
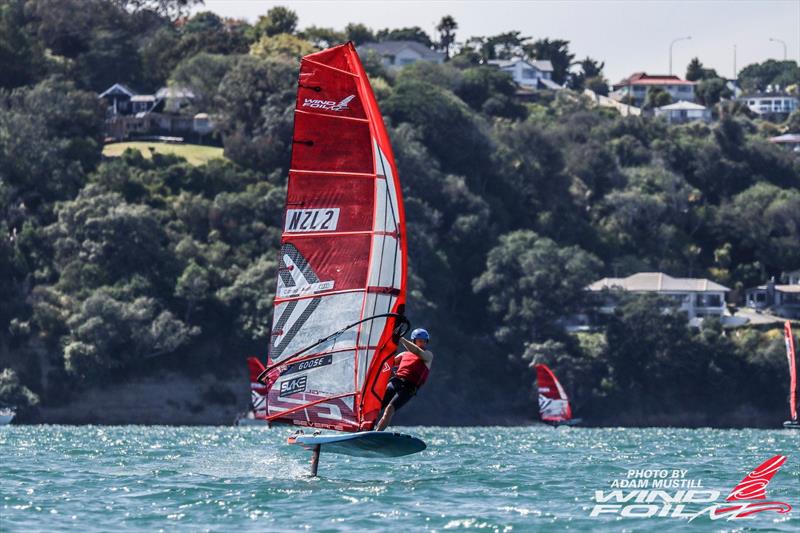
[235, 357, 270, 426]
[784, 321, 799, 429]
[256, 42, 424, 473]
[535, 364, 581, 427]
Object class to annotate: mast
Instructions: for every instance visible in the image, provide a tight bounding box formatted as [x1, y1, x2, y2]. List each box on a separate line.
[262, 43, 407, 432]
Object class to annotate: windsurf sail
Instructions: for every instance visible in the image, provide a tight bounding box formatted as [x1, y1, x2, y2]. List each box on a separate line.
[785, 321, 797, 423]
[247, 357, 269, 420]
[535, 364, 573, 424]
[261, 43, 407, 432]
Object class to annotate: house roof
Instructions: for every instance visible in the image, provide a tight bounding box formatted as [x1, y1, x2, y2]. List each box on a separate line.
[587, 272, 730, 292]
[770, 133, 800, 144]
[130, 95, 156, 102]
[538, 78, 562, 90]
[738, 92, 798, 100]
[749, 284, 800, 293]
[98, 83, 137, 98]
[155, 87, 195, 99]
[358, 40, 444, 61]
[613, 72, 696, 90]
[658, 100, 707, 111]
[488, 58, 554, 72]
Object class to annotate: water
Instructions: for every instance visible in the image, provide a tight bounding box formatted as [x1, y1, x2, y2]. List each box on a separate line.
[1, 426, 798, 532]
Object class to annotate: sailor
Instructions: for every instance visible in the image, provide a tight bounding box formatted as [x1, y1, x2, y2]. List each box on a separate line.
[375, 328, 433, 431]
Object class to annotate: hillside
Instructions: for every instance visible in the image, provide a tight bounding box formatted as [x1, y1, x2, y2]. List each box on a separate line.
[1, 1, 798, 426]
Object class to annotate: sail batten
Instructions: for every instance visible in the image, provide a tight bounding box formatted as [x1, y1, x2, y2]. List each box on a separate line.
[265, 43, 407, 432]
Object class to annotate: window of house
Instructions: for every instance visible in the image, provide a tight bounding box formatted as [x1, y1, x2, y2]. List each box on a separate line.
[756, 293, 766, 302]
[522, 68, 535, 79]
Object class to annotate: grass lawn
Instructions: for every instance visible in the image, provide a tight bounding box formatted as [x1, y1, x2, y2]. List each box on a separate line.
[103, 142, 226, 166]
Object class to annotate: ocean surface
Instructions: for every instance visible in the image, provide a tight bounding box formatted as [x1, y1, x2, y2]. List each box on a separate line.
[1, 425, 798, 532]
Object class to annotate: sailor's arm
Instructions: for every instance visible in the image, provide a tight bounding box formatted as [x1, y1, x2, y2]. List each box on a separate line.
[399, 337, 433, 364]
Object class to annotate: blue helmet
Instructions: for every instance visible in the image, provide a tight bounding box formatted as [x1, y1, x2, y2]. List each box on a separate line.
[410, 328, 430, 342]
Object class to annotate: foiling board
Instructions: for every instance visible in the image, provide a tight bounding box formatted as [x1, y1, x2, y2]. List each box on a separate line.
[784, 420, 800, 429]
[289, 431, 426, 457]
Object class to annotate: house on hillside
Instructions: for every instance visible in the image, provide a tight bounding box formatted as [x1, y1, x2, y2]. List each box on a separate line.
[654, 100, 711, 124]
[99, 83, 211, 141]
[745, 275, 800, 319]
[583, 272, 742, 327]
[99, 83, 137, 115]
[610, 73, 696, 107]
[738, 92, 798, 121]
[357, 41, 444, 70]
[487, 58, 562, 90]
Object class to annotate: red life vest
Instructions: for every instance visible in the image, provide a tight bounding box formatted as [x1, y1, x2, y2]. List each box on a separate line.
[395, 351, 429, 388]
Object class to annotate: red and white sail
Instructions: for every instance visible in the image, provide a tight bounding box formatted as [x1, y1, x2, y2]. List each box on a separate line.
[247, 357, 269, 420]
[535, 364, 573, 424]
[264, 43, 407, 432]
[785, 321, 797, 423]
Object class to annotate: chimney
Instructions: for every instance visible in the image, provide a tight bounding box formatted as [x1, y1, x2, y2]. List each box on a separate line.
[766, 276, 776, 303]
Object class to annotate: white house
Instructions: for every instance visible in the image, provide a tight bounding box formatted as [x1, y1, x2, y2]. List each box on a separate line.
[739, 92, 798, 117]
[654, 100, 712, 123]
[611, 73, 696, 107]
[745, 275, 800, 319]
[357, 41, 444, 70]
[586, 272, 736, 326]
[487, 58, 561, 89]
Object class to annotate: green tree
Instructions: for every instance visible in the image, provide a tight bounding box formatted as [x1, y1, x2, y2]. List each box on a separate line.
[254, 6, 298, 38]
[473, 230, 602, 351]
[685, 57, 719, 81]
[169, 53, 237, 112]
[377, 26, 433, 47]
[344, 23, 375, 45]
[695, 77, 732, 106]
[215, 56, 297, 172]
[383, 79, 493, 177]
[523, 38, 574, 84]
[435, 15, 458, 59]
[301, 26, 345, 48]
[0, 368, 39, 408]
[250, 33, 315, 60]
[738, 59, 799, 92]
[0, 0, 48, 89]
[644, 86, 672, 109]
[487, 31, 528, 60]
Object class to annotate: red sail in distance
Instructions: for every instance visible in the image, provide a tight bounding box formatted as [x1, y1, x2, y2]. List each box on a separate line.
[264, 43, 407, 432]
[535, 364, 573, 423]
[247, 357, 269, 420]
[785, 321, 797, 422]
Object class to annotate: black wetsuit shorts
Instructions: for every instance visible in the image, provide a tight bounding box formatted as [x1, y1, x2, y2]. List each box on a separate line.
[381, 377, 417, 412]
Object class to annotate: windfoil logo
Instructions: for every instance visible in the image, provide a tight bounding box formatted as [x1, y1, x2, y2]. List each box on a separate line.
[302, 94, 355, 112]
[589, 455, 793, 521]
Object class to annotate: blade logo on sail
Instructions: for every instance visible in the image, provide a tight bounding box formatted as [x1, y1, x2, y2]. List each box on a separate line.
[301, 94, 356, 112]
[272, 244, 325, 358]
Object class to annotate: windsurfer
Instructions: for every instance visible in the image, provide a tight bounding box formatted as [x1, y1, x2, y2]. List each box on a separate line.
[375, 328, 433, 431]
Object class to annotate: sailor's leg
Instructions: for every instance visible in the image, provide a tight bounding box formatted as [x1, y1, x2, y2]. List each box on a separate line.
[376, 404, 395, 431]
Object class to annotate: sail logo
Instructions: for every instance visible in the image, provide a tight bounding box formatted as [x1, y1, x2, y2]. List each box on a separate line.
[302, 95, 355, 112]
[285, 208, 340, 233]
[589, 456, 792, 521]
[279, 376, 308, 397]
